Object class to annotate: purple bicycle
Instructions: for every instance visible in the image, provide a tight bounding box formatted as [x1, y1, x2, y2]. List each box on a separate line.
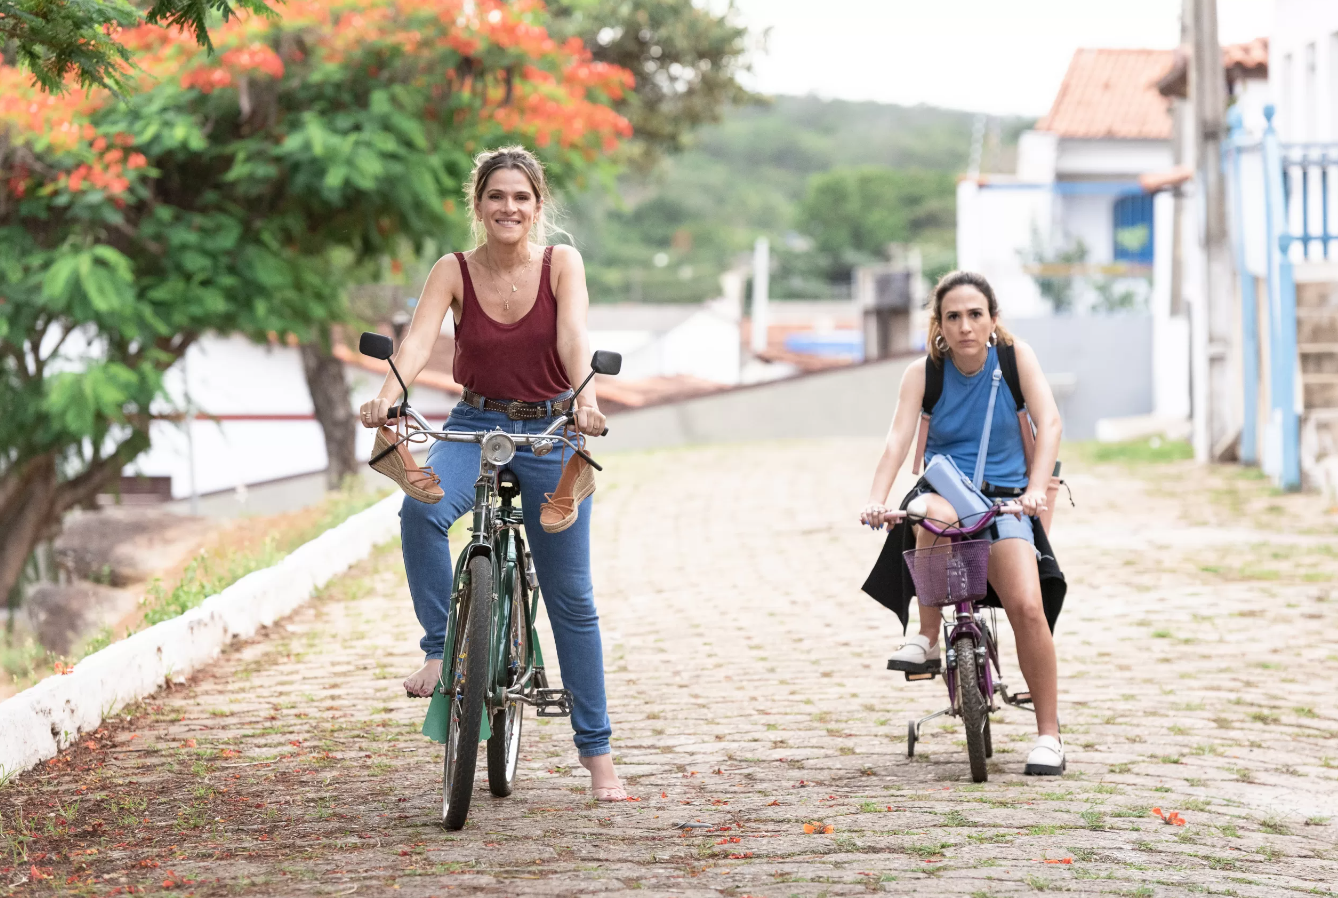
[899, 498, 1036, 783]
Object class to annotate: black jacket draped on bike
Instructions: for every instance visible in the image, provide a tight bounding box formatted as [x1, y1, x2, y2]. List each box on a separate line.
[861, 486, 1068, 633]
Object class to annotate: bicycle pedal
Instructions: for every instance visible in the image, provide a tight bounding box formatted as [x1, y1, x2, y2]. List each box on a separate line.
[1012, 691, 1033, 705]
[904, 670, 939, 682]
[534, 688, 573, 718]
[888, 657, 942, 676]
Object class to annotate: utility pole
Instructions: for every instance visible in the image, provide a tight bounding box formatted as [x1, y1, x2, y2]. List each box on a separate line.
[1190, 0, 1238, 460]
[750, 237, 770, 356]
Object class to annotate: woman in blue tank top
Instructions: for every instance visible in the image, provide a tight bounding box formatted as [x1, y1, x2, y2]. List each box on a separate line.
[858, 272, 1066, 775]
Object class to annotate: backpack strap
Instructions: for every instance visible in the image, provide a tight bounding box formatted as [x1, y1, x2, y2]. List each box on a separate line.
[995, 341, 1025, 412]
[922, 355, 944, 416]
[996, 341, 1036, 471]
[912, 356, 944, 475]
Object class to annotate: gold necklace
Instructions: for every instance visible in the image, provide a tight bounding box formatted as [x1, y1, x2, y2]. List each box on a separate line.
[481, 243, 533, 313]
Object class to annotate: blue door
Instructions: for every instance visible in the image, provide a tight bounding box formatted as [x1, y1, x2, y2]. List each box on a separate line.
[1112, 194, 1155, 265]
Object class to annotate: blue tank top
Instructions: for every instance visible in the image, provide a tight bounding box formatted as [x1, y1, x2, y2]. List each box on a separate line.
[923, 345, 1029, 488]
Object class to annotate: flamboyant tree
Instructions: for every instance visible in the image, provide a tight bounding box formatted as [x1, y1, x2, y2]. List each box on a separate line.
[0, 0, 279, 92]
[0, 0, 633, 608]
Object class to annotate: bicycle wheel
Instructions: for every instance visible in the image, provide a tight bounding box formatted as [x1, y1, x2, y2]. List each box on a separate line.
[442, 555, 493, 830]
[954, 634, 989, 783]
[487, 576, 529, 797]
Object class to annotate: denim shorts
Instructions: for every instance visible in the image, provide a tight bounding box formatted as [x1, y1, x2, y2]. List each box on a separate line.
[990, 507, 1036, 546]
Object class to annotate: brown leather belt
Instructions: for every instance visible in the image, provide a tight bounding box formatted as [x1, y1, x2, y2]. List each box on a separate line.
[461, 388, 574, 420]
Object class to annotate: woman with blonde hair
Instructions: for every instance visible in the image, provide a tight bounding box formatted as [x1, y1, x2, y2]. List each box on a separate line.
[859, 271, 1069, 775]
[359, 146, 625, 800]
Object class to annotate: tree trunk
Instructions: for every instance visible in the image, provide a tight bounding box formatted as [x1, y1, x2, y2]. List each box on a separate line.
[0, 455, 60, 612]
[301, 335, 359, 490]
[0, 435, 144, 616]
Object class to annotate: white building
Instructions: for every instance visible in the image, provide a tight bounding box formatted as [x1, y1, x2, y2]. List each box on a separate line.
[957, 49, 1190, 427]
[1271, 0, 1338, 144]
[127, 334, 460, 501]
[958, 49, 1175, 319]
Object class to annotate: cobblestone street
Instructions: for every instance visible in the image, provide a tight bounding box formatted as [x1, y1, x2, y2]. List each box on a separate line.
[4, 440, 1338, 897]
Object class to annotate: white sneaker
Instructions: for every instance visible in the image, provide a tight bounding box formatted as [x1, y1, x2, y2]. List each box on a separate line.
[1024, 735, 1066, 776]
[886, 635, 940, 673]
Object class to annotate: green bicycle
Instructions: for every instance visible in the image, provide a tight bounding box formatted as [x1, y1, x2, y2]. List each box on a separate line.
[358, 332, 621, 829]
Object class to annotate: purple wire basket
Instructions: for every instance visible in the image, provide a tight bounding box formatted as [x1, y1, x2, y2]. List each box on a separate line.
[903, 540, 992, 607]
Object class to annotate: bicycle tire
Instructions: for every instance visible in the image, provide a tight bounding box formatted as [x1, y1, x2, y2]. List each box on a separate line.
[984, 716, 993, 759]
[954, 634, 989, 783]
[487, 576, 529, 797]
[442, 555, 493, 830]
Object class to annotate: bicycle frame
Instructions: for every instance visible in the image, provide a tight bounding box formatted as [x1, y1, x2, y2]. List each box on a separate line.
[904, 503, 1033, 751]
[404, 405, 583, 731]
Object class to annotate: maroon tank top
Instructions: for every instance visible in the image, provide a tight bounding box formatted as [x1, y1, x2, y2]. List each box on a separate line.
[452, 246, 571, 402]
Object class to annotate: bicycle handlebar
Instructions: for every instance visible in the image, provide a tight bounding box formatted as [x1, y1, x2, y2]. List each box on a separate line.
[911, 502, 1027, 538]
[385, 404, 606, 470]
[386, 405, 608, 438]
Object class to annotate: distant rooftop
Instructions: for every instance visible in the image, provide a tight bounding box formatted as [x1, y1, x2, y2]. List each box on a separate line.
[1037, 48, 1175, 141]
[1156, 37, 1270, 99]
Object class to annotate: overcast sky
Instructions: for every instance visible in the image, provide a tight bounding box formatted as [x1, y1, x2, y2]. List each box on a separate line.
[720, 0, 1273, 117]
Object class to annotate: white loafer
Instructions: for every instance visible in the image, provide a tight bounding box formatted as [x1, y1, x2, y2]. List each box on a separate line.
[886, 635, 941, 674]
[1024, 735, 1066, 776]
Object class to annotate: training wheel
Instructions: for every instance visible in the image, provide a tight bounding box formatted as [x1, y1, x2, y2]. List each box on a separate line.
[906, 721, 917, 758]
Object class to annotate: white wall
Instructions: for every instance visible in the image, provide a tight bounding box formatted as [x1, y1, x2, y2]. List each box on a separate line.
[1272, 0, 1338, 142]
[956, 180, 1051, 318]
[130, 336, 458, 499]
[1055, 140, 1174, 178]
[1016, 130, 1058, 182]
[1152, 190, 1191, 419]
[1060, 194, 1117, 264]
[588, 299, 742, 385]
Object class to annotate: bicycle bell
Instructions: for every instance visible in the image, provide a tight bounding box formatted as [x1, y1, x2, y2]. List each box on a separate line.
[531, 438, 554, 457]
[481, 431, 517, 466]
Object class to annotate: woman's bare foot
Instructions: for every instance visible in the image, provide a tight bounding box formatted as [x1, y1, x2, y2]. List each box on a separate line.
[404, 659, 443, 697]
[579, 753, 627, 801]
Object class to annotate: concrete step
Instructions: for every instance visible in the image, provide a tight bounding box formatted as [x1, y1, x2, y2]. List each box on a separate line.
[1299, 308, 1338, 343]
[1301, 343, 1338, 375]
[1298, 281, 1338, 309]
[1304, 380, 1338, 409]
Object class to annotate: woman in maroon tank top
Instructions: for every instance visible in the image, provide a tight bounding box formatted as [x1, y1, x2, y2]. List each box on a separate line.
[358, 147, 625, 801]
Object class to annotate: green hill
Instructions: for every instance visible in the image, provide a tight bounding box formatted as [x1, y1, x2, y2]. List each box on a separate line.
[564, 95, 1033, 303]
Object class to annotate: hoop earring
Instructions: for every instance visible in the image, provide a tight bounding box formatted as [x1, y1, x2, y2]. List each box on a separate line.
[988, 331, 997, 346]
[934, 334, 949, 353]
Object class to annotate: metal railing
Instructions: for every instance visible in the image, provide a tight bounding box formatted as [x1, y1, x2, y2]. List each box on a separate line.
[1282, 142, 1338, 260]
[1222, 103, 1337, 490]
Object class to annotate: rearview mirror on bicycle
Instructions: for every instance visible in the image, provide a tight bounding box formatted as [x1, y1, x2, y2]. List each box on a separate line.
[590, 349, 622, 376]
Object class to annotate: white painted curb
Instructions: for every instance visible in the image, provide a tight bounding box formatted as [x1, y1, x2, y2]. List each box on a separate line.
[0, 492, 402, 782]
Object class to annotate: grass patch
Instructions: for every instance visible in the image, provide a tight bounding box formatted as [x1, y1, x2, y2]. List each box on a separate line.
[137, 482, 386, 632]
[1067, 438, 1193, 465]
[1259, 815, 1291, 835]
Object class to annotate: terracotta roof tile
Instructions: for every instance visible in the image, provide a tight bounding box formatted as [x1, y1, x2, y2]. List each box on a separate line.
[1223, 37, 1268, 78]
[1156, 37, 1269, 99]
[1037, 48, 1175, 140]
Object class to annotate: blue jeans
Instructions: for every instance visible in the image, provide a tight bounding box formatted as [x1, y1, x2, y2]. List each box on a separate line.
[398, 402, 612, 757]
